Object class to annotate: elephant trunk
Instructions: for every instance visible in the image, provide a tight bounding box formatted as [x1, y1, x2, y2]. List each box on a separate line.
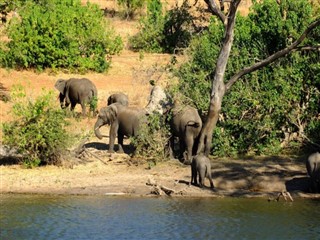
[182, 151, 192, 165]
[94, 119, 104, 140]
[59, 93, 66, 109]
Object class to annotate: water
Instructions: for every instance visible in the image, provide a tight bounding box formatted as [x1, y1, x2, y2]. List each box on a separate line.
[1, 194, 320, 240]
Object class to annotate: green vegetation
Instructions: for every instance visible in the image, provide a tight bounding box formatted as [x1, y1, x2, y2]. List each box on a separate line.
[2, 85, 72, 167]
[0, 0, 123, 72]
[116, 0, 146, 19]
[131, 113, 170, 163]
[173, 0, 320, 156]
[129, 0, 193, 53]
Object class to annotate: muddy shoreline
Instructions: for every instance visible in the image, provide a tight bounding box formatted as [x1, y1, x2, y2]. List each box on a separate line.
[1, 153, 319, 200]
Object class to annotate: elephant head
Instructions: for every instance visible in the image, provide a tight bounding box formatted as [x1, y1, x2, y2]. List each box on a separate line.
[94, 105, 118, 139]
[54, 79, 69, 108]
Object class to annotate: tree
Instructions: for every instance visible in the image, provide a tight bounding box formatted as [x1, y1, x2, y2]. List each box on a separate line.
[197, 0, 320, 156]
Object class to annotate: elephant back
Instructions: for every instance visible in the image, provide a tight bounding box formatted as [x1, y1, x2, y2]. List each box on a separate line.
[66, 78, 97, 103]
[306, 152, 320, 176]
[171, 105, 202, 135]
[117, 105, 146, 136]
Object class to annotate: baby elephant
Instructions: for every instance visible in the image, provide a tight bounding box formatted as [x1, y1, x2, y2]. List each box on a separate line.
[191, 154, 214, 188]
[306, 152, 320, 193]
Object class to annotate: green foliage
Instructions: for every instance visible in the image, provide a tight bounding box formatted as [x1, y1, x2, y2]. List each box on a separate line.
[131, 113, 170, 163]
[1, 0, 123, 72]
[116, 0, 146, 19]
[88, 95, 98, 116]
[174, 0, 320, 156]
[2, 85, 72, 167]
[129, 0, 193, 53]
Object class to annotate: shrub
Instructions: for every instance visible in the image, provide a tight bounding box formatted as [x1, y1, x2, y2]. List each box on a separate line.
[131, 113, 171, 164]
[116, 0, 146, 19]
[2, 0, 123, 72]
[2, 85, 72, 167]
[129, 0, 193, 53]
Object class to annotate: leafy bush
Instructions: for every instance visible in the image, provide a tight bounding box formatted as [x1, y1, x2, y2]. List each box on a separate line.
[2, 85, 72, 167]
[2, 0, 123, 72]
[131, 113, 171, 164]
[129, 0, 193, 53]
[116, 0, 146, 19]
[173, 0, 320, 156]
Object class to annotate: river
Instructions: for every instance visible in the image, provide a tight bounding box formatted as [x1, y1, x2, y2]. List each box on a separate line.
[1, 194, 319, 239]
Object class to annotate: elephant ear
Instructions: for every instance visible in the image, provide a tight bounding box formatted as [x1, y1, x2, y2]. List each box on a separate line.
[107, 104, 118, 123]
[107, 95, 113, 105]
[54, 79, 66, 94]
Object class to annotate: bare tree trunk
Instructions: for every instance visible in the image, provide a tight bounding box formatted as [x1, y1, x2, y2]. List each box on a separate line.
[197, 0, 240, 155]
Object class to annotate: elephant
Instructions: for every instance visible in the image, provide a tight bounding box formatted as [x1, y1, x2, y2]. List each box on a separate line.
[191, 154, 214, 188]
[94, 103, 146, 153]
[55, 78, 98, 116]
[169, 104, 202, 165]
[107, 93, 129, 106]
[306, 152, 320, 193]
[144, 85, 202, 164]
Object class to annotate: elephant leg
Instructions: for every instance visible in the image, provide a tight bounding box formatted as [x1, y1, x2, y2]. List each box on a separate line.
[117, 134, 124, 153]
[108, 124, 119, 153]
[183, 136, 194, 164]
[207, 170, 214, 189]
[70, 102, 76, 112]
[191, 164, 197, 186]
[79, 100, 87, 116]
[311, 177, 318, 193]
[168, 136, 175, 159]
[199, 169, 206, 188]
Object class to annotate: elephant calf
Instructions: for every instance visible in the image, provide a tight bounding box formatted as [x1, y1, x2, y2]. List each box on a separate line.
[306, 152, 320, 193]
[94, 103, 146, 153]
[191, 154, 214, 189]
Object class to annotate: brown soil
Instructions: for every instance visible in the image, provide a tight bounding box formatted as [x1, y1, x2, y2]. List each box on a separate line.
[0, 0, 318, 199]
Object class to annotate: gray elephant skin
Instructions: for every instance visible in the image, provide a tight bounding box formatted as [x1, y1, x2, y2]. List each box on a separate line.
[94, 103, 145, 153]
[169, 104, 202, 165]
[107, 93, 128, 106]
[191, 154, 214, 188]
[144, 85, 202, 164]
[55, 78, 98, 116]
[306, 152, 320, 193]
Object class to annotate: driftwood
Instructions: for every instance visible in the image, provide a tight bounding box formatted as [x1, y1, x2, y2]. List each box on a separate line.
[268, 190, 294, 202]
[146, 177, 175, 196]
[72, 138, 108, 164]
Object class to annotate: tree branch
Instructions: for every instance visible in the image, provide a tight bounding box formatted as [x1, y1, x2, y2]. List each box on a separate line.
[203, 0, 226, 24]
[225, 18, 320, 92]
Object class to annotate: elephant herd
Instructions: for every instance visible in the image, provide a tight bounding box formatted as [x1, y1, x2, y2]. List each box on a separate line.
[55, 78, 320, 192]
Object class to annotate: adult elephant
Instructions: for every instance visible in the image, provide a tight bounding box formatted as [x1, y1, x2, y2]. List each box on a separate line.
[107, 92, 128, 106]
[94, 103, 146, 153]
[169, 104, 202, 164]
[54, 78, 98, 116]
[306, 152, 320, 193]
[145, 85, 202, 164]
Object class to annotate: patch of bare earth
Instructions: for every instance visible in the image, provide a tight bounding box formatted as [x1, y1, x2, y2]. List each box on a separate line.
[0, 0, 318, 199]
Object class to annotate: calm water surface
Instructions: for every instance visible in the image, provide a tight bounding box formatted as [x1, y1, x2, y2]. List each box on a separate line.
[1, 194, 320, 240]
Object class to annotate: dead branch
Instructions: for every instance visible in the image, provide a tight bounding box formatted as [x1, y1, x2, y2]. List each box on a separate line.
[84, 149, 108, 165]
[203, 0, 226, 24]
[146, 177, 176, 196]
[268, 190, 294, 202]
